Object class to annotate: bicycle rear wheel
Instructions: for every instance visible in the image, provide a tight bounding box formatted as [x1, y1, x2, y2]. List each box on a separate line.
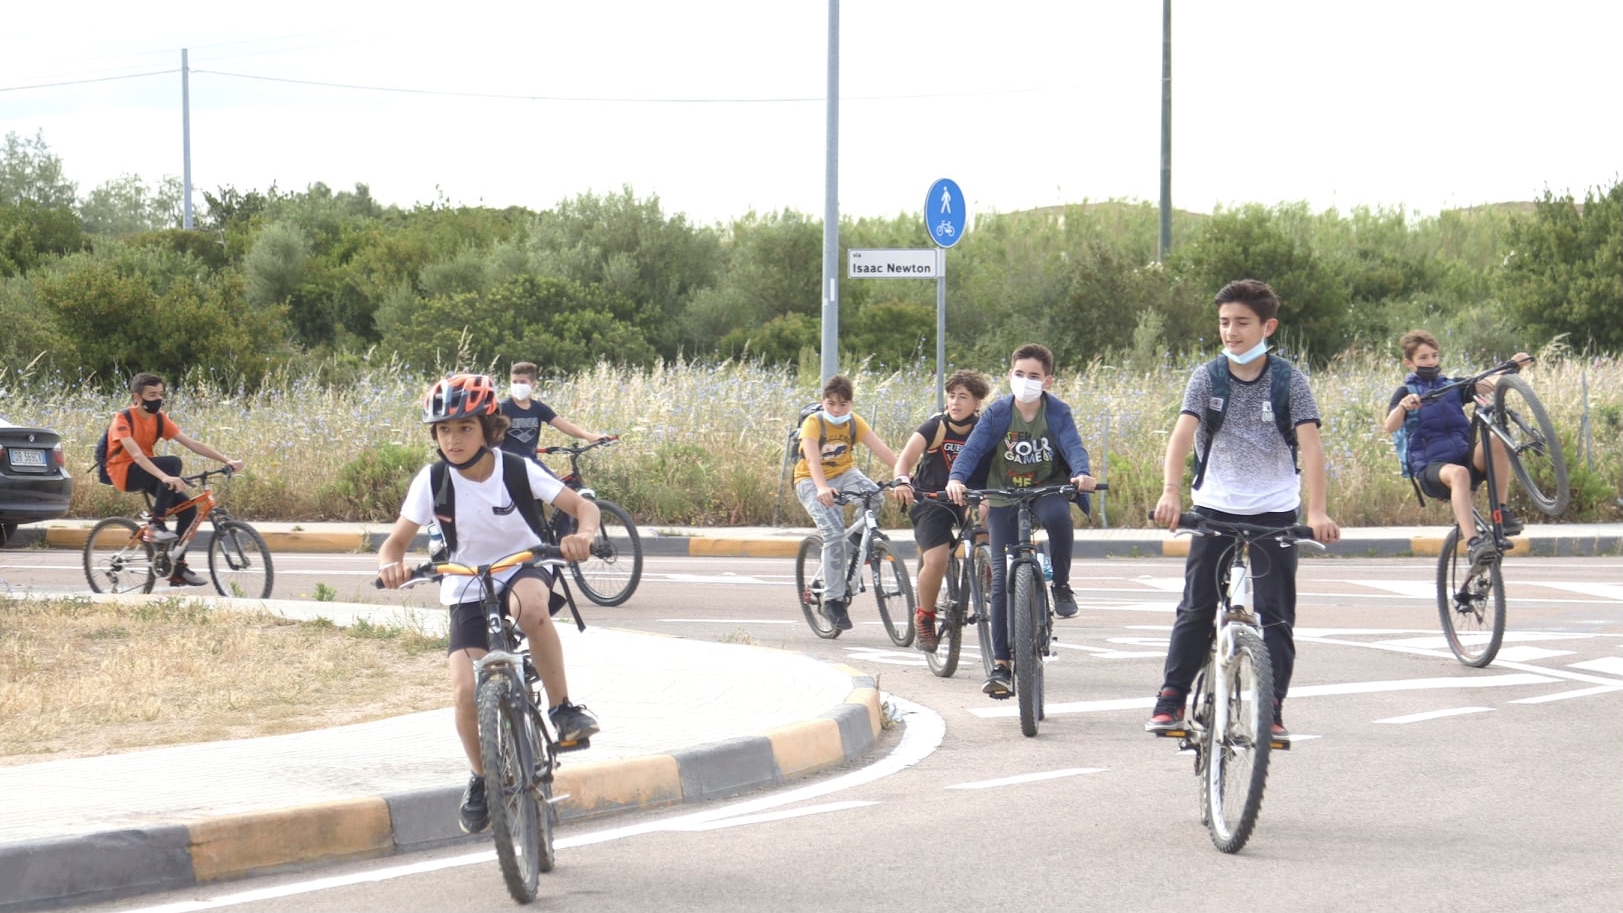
[795, 536, 839, 639]
[1493, 375, 1569, 516]
[478, 676, 542, 904]
[1201, 628, 1273, 853]
[207, 520, 273, 599]
[569, 498, 643, 606]
[1011, 561, 1043, 737]
[1436, 526, 1506, 667]
[83, 517, 155, 594]
[971, 543, 996, 677]
[924, 549, 963, 678]
[871, 539, 916, 647]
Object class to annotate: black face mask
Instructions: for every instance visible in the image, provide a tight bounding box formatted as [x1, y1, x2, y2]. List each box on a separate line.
[1413, 365, 1441, 381]
[140, 398, 164, 414]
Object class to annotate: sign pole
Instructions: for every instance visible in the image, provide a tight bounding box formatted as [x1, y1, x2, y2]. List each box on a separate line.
[925, 178, 966, 413]
[935, 249, 946, 410]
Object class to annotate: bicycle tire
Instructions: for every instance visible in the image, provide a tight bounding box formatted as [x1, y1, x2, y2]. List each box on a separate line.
[1202, 627, 1273, 853]
[569, 498, 643, 606]
[1493, 375, 1569, 516]
[924, 549, 963, 678]
[971, 543, 996, 678]
[478, 676, 542, 904]
[1011, 561, 1043, 737]
[871, 539, 916, 647]
[207, 520, 274, 599]
[1436, 526, 1506, 667]
[531, 704, 557, 876]
[795, 536, 839, 639]
[83, 517, 155, 594]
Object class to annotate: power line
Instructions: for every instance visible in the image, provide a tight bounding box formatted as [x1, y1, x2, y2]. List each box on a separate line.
[0, 69, 176, 93]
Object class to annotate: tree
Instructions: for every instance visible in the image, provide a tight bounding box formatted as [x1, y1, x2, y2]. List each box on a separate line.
[1499, 182, 1623, 352]
[79, 174, 184, 236]
[0, 131, 76, 210]
[0, 201, 88, 277]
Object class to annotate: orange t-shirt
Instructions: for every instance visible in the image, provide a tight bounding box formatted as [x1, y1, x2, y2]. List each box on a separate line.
[106, 408, 178, 491]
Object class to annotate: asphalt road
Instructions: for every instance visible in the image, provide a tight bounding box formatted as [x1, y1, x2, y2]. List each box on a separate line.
[21, 549, 1623, 913]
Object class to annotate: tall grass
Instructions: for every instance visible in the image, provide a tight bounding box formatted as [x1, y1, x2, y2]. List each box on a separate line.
[2, 351, 1618, 527]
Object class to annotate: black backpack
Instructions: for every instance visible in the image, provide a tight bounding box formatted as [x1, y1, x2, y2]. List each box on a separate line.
[92, 408, 168, 486]
[1192, 355, 1298, 490]
[429, 451, 583, 631]
[784, 401, 829, 467]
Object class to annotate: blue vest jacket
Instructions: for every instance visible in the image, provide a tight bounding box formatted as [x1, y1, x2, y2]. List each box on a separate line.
[1404, 373, 1473, 476]
[950, 392, 1092, 514]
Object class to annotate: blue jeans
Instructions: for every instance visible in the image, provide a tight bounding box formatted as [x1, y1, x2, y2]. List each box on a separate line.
[985, 493, 1075, 664]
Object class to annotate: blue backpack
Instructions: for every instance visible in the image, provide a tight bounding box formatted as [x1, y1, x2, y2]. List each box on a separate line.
[1390, 380, 1431, 506]
[1192, 356, 1297, 491]
[92, 408, 168, 486]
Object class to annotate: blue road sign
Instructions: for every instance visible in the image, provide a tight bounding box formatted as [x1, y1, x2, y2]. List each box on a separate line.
[925, 178, 966, 248]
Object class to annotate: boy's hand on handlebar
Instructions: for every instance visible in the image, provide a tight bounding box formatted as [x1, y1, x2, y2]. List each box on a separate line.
[1153, 493, 1183, 532]
[944, 479, 967, 506]
[560, 530, 595, 562]
[376, 559, 409, 589]
[891, 478, 915, 505]
[814, 485, 836, 507]
[1306, 511, 1340, 544]
[1070, 473, 1097, 492]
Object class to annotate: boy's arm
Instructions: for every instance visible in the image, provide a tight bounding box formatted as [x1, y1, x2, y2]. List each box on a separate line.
[802, 433, 835, 506]
[1294, 422, 1341, 543]
[118, 435, 186, 491]
[1153, 413, 1199, 531]
[375, 516, 423, 589]
[892, 431, 928, 504]
[1480, 351, 1534, 396]
[172, 431, 245, 472]
[548, 416, 607, 443]
[1383, 386, 1417, 433]
[861, 428, 900, 477]
[550, 488, 601, 562]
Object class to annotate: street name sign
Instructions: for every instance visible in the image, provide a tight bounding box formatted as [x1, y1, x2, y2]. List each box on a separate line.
[847, 247, 942, 279]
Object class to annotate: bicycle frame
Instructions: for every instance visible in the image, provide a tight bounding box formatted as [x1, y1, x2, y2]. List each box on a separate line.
[538, 435, 619, 498]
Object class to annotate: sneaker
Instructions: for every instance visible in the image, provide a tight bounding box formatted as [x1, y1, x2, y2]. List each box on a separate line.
[1145, 688, 1185, 732]
[914, 610, 939, 653]
[458, 772, 489, 834]
[982, 665, 1012, 698]
[1053, 584, 1078, 619]
[168, 560, 206, 587]
[144, 527, 178, 544]
[1498, 505, 1524, 536]
[824, 597, 853, 631]
[1271, 701, 1289, 740]
[549, 701, 601, 743]
[1466, 534, 1498, 569]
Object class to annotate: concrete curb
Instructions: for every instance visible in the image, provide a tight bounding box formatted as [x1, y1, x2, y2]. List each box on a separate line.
[0, 670, 883, 912]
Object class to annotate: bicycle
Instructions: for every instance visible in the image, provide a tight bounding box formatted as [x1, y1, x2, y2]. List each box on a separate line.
[83, 466, 273, 599]
[537, 437, 643, 607]
[1151, 511, 1320, 854]
[912, 492, 995, 679]
[958, 482, 1105, 737]
[794, 479, 916, 646]
[1417, 359, 1569, 666]
[383, 546, 576, 904]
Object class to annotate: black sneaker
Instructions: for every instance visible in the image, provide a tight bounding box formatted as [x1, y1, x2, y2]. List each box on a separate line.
[459, 772, 489, 834]
[1053, 584, 1078, 619]
[982, 665, 1012, 698]
[824, 597, 853, 631]
[914, 610, 939, 653]
[549, 701, 601, 743]
[1144, 688, 1185, 732]
[1467, 534, 1498, 569]
[168, 560, 206, 587]
[1498, 505, 1524, 536]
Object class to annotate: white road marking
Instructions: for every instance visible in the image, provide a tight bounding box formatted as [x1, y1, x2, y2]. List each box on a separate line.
[947, 768, 1107, 790]
[1566, 656, 1623, 676]
[670, 800, 879, 830]
[1510, 684, 1623, 703]
[1376, 707, 1494, 724]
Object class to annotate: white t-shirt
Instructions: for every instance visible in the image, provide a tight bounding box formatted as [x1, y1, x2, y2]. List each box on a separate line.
[1181, 357, 1320, 515]
[400, 456, 566, 606]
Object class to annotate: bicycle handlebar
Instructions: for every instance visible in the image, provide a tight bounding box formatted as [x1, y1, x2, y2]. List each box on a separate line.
[180, 466, 237, 485]
[1417, 357, 1530, 404]
[829, 478, 912, 506]
[1154, 510, 1314, 544]
[374, 544, 568, 589]
[954, 482, 1107, 505]
[538, 435, 620, 457]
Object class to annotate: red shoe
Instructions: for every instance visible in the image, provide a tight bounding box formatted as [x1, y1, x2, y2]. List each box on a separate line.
[914, 610, 939, 653]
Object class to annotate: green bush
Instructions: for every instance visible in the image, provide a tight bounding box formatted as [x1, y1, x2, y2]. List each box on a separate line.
[316, 443, 425, 522]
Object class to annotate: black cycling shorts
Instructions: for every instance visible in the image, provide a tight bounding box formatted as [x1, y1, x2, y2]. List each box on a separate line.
[909, 498, 964, 552]
[1418, 460, 1485, 501]
[446, 566, 559, 654]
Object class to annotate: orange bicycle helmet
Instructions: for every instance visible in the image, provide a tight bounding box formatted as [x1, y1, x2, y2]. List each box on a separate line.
[422, 373, 498, 423]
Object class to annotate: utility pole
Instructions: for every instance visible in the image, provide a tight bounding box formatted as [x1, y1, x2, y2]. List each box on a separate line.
[181, 48, 194, 230]
[820, 0, 840, 381]
[1157, 0, 1172, 261]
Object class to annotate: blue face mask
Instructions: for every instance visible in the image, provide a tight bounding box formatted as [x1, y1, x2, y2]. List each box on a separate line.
[1225, 338, 1270, 365]
[822, 411, 852, 425]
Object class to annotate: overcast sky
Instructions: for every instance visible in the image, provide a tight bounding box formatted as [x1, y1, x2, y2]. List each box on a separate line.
[3, 1, 1618, 227]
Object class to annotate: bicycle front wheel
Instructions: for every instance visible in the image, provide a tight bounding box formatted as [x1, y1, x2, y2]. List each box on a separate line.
[207, 520, 273, 599]
[924, 549, 963, 678]
[1011, 561, 1043, 737]
[569, 498, 643, 606]
[1436, 526, 1506, 667]
[478, 676, 542, 904]
[795, 536, 839, 639]
[83, 517, 155, 594]
[971, 543, 996, 678]
[871, 539, 916, 647]
[1202, 628, 1273, 854]
[1493, 375, 1569, 516]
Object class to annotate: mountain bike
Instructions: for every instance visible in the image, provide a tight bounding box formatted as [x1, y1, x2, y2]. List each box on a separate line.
[959, 482, 1105, 737]
[1152, 511, 1319, 854]
[537, 437, 643, 607]
[384, 546, 575, 904]
[794, 480, 916, 645]
[913, 493, 994, 678]
[1417, 360, 1568, 666]
[83, 466, 273, 599]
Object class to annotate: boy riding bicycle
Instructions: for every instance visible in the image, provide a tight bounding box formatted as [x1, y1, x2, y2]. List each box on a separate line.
[1146, 279, 1339, 739]
[945, 344, 1097, 699]
[892, 369, 991, 653]
[376, 373, 601, 835]
[793, 374, 902, 632]
[1382, 330, 1532, 567]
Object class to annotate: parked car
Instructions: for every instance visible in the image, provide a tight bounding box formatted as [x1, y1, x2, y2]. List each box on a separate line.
[0, 417, 73, 547]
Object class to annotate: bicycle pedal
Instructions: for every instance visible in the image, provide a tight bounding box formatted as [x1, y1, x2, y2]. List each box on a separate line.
[1269, 736, 1292, 751]
[556, 737, 591, 753]
[1152, 727, 1189, 739]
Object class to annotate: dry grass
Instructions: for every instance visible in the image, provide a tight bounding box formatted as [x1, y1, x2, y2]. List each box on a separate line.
[0, 596, 449, 766]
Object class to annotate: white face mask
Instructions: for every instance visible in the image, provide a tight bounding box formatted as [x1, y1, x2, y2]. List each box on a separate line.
[823, 410, 852, 425]
[1010, 375, 1044, 403]
[1224, 338, 1270, 365]
[509, 382, 534, 401]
